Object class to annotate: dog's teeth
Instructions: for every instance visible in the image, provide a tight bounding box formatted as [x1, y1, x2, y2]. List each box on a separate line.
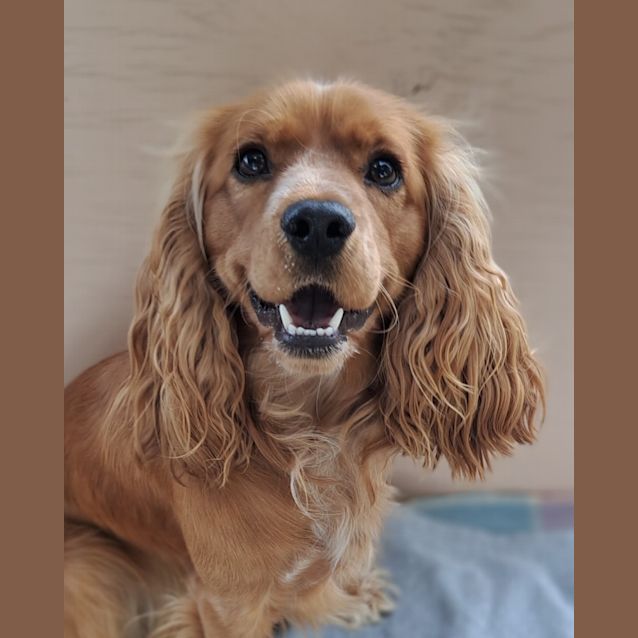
[278, 304, 293, 330]
[280, 307, 340, 339]
[328, 308, 344, 330]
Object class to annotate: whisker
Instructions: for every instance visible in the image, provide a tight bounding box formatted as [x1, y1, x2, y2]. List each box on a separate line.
[368, 282, 399, 336]
[384, 269, 418, 292]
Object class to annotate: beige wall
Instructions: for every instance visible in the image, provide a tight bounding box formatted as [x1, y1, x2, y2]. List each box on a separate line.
[65, 0, 573, 492]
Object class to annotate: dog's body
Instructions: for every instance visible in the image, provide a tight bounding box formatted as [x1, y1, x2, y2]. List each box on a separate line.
[65, 80, 544, 637]
[65, 349, 394, 637]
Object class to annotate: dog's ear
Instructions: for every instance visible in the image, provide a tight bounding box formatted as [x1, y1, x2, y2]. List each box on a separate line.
[122, 114, 252, 484]
[380, 119, 545, 478]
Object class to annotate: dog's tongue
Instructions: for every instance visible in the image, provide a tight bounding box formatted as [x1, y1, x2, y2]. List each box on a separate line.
[286, 286, 340, 328]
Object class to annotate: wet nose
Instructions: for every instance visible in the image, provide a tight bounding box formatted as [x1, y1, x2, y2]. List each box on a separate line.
[281, 200, 355, 259]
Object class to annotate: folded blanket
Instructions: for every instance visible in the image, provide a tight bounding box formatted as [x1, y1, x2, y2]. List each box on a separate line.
[285, 493, 574, 638]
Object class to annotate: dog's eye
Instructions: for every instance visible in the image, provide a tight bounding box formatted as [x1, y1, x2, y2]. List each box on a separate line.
[236, 147, 270, 178]
[365, 156, 402, 190]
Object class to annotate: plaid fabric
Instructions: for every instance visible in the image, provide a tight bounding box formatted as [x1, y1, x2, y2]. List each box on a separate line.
[409, 491, 574, 534]
[283, 492, 574, 638]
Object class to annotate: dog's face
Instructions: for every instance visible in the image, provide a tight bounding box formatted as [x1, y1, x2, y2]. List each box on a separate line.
[128, 80, 544, 482]
[199, 82, 429, 374]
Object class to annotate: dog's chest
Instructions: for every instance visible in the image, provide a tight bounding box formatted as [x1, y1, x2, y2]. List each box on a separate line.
[280, 453, 393, 587]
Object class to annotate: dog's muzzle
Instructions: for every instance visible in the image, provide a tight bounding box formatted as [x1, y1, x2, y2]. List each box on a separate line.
[250, 284, 372, 358]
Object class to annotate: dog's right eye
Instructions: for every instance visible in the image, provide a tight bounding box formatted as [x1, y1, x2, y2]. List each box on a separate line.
[235, 147, 270, 178]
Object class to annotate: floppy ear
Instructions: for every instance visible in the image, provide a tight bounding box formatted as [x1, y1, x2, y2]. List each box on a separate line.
[122, 121, 252, 484]
[380, 121, 545, 478]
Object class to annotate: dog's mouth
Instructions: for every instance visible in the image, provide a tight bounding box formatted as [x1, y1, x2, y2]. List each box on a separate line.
[249, 284, 373, 358]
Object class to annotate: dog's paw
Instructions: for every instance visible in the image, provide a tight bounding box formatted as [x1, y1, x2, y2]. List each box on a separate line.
[333, 569, 398, 628]
[361, 568, 397, 619]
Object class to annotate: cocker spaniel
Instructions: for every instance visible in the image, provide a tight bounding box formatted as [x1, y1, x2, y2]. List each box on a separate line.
[65, 80, 544, 638]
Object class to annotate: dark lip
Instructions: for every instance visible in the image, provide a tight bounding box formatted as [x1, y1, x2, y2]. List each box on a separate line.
[248, 287, 373, 358]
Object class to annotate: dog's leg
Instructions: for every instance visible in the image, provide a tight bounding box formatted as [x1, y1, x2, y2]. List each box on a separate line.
[65, 519, 273, 638]
[284, 567, 396, 632]
[147, 590, 206, 638]
[149, 586, 278, 638]
[64, 520, 154, 638]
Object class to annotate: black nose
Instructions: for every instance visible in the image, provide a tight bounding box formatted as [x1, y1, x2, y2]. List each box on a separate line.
[281, 200, 356, 259]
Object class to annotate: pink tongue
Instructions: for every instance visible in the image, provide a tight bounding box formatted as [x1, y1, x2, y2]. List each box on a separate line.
[287, 287, 339, 329]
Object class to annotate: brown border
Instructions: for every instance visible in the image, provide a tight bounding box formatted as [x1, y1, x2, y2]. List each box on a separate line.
[2, 0, 62, 636]
[15, 1, 638, 637]
[577, 1, 637, 636]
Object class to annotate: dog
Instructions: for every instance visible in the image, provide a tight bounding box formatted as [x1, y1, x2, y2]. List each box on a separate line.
[64, 79, 544, 638]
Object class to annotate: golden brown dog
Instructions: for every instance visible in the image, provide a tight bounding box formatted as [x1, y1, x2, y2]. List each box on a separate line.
[64, 79, 544, 637]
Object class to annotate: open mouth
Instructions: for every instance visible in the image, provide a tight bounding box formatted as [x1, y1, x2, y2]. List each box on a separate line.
[249, 284, 373, 357]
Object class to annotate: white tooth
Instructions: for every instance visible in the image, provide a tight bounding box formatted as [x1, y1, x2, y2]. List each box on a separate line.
[328, 308, 344, 330]
[287, 324, 296, 335]
[325, 326, 335, 336]
[316, 328, 325, 336]
[295, 326, 305, 336]
[278, 304, 293, 329]
[307, 329, 317, 336]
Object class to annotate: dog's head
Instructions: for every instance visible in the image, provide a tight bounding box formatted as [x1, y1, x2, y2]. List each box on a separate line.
[188, 81, 430, 376]
[125, 80, 544, 481]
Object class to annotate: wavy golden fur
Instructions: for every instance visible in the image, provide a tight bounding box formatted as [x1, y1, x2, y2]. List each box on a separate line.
[65, 80, 544, 638]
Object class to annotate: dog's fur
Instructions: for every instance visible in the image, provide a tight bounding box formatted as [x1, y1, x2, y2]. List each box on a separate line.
[64, 80, 544, 637]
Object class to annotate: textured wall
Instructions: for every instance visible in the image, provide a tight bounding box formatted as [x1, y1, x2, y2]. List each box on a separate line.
[65, 0, 573, 492]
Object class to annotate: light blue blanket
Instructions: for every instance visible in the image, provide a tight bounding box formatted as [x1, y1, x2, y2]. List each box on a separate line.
[285, 494, 574, 638]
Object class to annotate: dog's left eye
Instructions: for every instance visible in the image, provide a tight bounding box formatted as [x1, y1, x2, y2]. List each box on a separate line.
[236, 147, 270, 178]
[365, 156, 402, 190]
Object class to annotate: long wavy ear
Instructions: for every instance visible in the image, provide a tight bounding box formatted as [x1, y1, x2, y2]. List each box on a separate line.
[121, 120, 251, 484]
[380, 120, 545, 478]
